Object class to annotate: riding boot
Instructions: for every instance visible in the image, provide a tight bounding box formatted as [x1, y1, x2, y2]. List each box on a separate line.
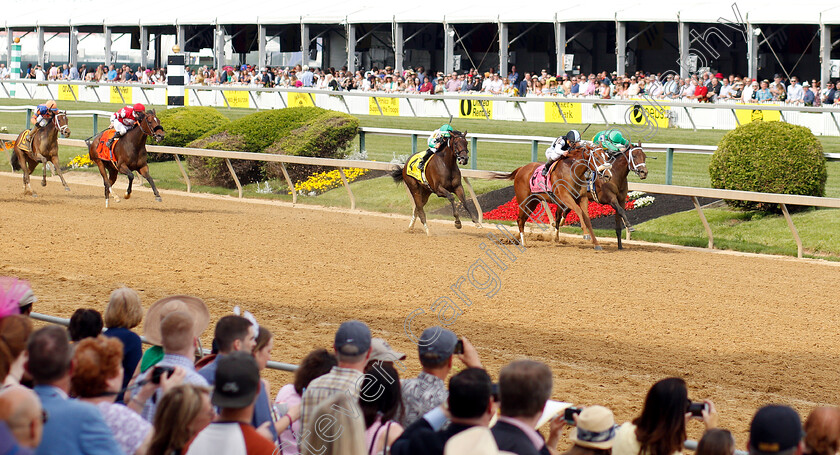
[418, 149, 434, 172]
[542, 159, 555, 176]
[106, 132, 122, 149]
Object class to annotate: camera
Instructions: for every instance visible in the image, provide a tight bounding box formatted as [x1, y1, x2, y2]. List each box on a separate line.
[565, 406, 583, 425]
[151, 366, 175, 385]
[687, 401, 708, 417]
[491, 383, 500, 402]
[453, 339, 464, 355]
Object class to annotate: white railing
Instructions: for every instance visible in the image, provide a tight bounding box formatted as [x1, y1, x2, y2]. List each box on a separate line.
[6, 79, 840, 136]
[3, 133, 837, 259]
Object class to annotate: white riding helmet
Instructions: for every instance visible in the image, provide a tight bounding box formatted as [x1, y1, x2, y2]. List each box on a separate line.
[565, 130, 582, 143]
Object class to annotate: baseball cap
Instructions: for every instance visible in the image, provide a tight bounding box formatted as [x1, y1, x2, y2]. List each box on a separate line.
[749, 405, 804, 454]
[417, 326, 458, 362]
[212, 351, 260, 409]
[370, 337, 405, 363]
[334, 320, 371, 356]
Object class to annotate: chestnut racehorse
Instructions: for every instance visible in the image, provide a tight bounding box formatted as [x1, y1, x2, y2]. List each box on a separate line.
[10, 111, 71, 196]
[494, 143, 612, 249]
[87, 110, 165, 207]
[390, 131, 481, 235]
[558, 144, 648, 249]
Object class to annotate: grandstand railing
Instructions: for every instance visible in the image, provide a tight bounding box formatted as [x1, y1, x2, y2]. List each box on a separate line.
[6, 79, 840, 136]
[2, 133, 838, 259]
[29, 312, 299, 372]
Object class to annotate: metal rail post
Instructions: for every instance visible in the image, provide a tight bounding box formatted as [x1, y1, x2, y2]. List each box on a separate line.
[173, 154, 191, 192]
[411, 134, 417, 155]
[26, 108, 31, 129]
[531, 140, 538, 162]
[666, 148, 674, 185]
[691, 196, 714, 249]
[224, 158, 243, 198]
[780, 203, 803, 258]
[471, 137, 477, 170]
[92, 114, 98, 136]
[359, 131, 366, 154]
[338, 167, 356, 210]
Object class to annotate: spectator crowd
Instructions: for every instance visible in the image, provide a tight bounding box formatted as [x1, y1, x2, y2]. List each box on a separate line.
[1, 275, 839, 455]
[2, 60, 839, 106]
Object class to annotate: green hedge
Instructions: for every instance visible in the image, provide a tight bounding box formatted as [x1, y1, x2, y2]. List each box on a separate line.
[187, 107, 358, 188]
[148, 107, 229, 161]
[709, 121, 827, 211]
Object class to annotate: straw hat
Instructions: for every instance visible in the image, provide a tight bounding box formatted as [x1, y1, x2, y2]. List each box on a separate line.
[444, 426, 516, 455]
[369, 337, 406, 363]
[143, 295, 210, 346]
[570, 406, 618, 450]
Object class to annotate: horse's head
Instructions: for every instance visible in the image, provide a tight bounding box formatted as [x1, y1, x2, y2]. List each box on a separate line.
[448, 130, 470, 166]
[138, 109, 165, 142]
[54, 111, 70, 138]
[583, 143, 612, 182]
[627, 143, 648, 179]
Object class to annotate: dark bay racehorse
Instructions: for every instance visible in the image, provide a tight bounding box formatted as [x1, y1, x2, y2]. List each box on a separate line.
[11, 111, 71, 196]
[390, 131, 481, 235]
[87, 110, 165, 207]
[495, 143, 612, 249]
[558, 144, 648, 249]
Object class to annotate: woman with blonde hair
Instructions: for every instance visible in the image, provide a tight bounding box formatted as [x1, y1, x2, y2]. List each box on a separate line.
[104, 287, 144, 402]
[148, 385, 214, 455]
[301, 394, 366, 455]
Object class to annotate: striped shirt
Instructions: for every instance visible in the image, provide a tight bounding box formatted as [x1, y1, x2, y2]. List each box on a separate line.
[299, 366, 364, 449]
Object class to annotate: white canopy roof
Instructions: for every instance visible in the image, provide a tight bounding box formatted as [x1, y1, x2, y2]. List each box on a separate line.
[3, 0, 838, 27]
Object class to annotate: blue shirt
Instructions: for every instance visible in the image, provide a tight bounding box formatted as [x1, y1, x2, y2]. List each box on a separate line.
[804, 89, 816, 105]
[34, 385, 124, 455]
[104, 327, 142, 403]
[570, 83, 580, 94]
[198, 355, 279, 443]
[107, 69, 118, 80]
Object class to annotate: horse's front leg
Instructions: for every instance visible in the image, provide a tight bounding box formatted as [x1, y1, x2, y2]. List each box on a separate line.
[41, 156, 48, 187]
[137, 165, 162, 202]
[50, 155, 70, 191]
[439, 188, 462, 229]
[454, 184, 481, 229]
[119, 165, 134, 199]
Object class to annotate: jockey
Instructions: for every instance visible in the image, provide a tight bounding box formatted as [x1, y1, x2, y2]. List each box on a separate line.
[592, 129, 630, 153]
[107, 103, 146, 148]
[31, 100, 58, 129]
[418, 123, 454, 171]
[542, 129, 582, 176]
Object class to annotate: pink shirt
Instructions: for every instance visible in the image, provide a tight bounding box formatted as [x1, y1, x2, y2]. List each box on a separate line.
[274, 384, 302, 455]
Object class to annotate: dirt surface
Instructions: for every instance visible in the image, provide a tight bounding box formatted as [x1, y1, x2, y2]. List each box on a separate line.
[2, 172, 839, 448]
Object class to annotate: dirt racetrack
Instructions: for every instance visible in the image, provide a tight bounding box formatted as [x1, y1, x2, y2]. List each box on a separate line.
[2, 172, 839, 447]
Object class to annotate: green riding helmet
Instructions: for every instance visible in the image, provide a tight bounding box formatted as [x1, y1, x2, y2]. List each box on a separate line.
[595, 130, 630, 152]
[439, 124, 454, 137]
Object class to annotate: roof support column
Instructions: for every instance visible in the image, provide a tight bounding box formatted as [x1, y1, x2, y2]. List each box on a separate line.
[615, 20, 625, 76]
[36, 26, 44, 66]
[346, 23, 355, 74]
[394, 22, 403, 74]
[498, 22, 508, 75]
[555, 20, 565, 75]
[6, 28, 12, 69]
[215, 23, 225, 71]
[747, 23, 757, 81]
[140, 25, 149, 68]
[678, 20, 689, 79]
[176, 24, 185, 51]
[444, 23, 454, 74]
[69, 26, 78, 68]
[301, 23, 309, 66]
[104, 25, 112, 67]
[258, 24, 266, 67]
[820, 22, 830, 88]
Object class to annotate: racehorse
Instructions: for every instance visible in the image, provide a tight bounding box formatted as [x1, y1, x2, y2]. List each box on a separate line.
[390, 130, 481, 235]
[87, 110, 165, 207]
[558, 144, 648, 250]
[10, 111, 71, 196]
[494, 143, 613, 249]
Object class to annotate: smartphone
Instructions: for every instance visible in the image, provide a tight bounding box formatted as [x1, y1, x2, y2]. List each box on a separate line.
[564, 407, 583, 425]
[151, 366, 175, 384]
[453, 339, 464, 355]
[688, 401, 708, 417]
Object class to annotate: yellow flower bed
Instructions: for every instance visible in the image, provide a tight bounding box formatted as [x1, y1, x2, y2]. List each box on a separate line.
[68, 153, 94, 169]
[293, 168, 369, 195]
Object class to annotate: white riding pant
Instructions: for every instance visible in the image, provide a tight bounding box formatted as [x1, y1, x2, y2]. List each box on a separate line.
[36, 116, 48, 127]
[545, 145, 567, 161]
[111, 120, 129, 135]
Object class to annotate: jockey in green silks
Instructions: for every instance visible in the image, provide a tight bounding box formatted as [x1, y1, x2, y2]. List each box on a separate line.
[418, 124, 454, 171]
[592, 129, 630, 153]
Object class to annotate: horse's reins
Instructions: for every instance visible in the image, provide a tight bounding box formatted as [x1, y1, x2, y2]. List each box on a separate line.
[138, 114, 164, 138]
[54, 112, 70, 136]
[626, 146, 647, 176]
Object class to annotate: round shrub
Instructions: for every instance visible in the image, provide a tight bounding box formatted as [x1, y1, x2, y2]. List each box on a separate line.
[148, 107, 229, 161]
[186, 107, 358, 188]
[709, 121, 827, 211]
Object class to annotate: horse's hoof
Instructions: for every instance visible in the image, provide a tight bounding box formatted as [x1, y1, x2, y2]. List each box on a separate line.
[594, 245, 604, 251]
[475, 223, 483, 229]
[628, 226, 636, 232]
[64, 187, 70, 192]
[583, 234, 591, 240]
[124, 193, 131, 200]
[105, 200, 110, 208]
[41, 181, 47, 187]
[155, 196, 162, 202]
[455, 220, 462, 229]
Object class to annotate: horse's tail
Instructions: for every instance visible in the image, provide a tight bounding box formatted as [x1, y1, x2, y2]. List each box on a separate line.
[491, 166, 523, 181]
[390, 165, 404, 184]
[10, 148, 20, 171]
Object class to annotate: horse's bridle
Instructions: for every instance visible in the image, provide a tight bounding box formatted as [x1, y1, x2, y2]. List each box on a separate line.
[626, 145, 647, 176]
[581, 144, 612, 181]
[448, 134, 470, 166]
[138, 113, 165, 141]
[53, 112, 70, 137]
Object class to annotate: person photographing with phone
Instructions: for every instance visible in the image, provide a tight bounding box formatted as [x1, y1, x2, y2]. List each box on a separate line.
[400, 327, 483, 427]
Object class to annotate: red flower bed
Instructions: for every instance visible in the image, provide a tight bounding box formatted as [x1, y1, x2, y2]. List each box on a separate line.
[483, 197, 635, 225]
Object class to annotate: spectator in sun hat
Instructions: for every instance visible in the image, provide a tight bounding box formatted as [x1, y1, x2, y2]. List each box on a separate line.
[138, 295, 210, 375]
[748, 405, 804, 455]
[185, 352, 276, 455]
[367, 337, 406, 369]
[300, 320, 372, 451]
[561, 406, 618, 455]
[0, 277, 37, 318]
[803, 407, 840, 455]
[492, 360, 565, 455]
[803, 81, 816, 106]
[400, 327, 483, 427]
[446, 426, 516, 455]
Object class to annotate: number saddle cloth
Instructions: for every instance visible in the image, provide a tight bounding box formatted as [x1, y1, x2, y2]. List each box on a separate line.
[95, 129, 119, 163]
[529, 162, 559, 193]
[405, 152, 430, 185]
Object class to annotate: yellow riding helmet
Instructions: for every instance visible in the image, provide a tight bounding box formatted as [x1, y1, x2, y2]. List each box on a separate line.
[45, 100, 57, 109]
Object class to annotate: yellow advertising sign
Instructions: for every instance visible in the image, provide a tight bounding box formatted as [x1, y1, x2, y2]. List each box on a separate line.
[735, 105, 781, 124]
[288, 92, 315, 107]
[58, 84, 78, 101]
[109, 86, 132, 104]
[224, 90, 250, 108]
[458, 98, 493, 119]
[630, 103, 670, 128]
[544, 102, 582, 123]
[369, 97, 400, 116]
